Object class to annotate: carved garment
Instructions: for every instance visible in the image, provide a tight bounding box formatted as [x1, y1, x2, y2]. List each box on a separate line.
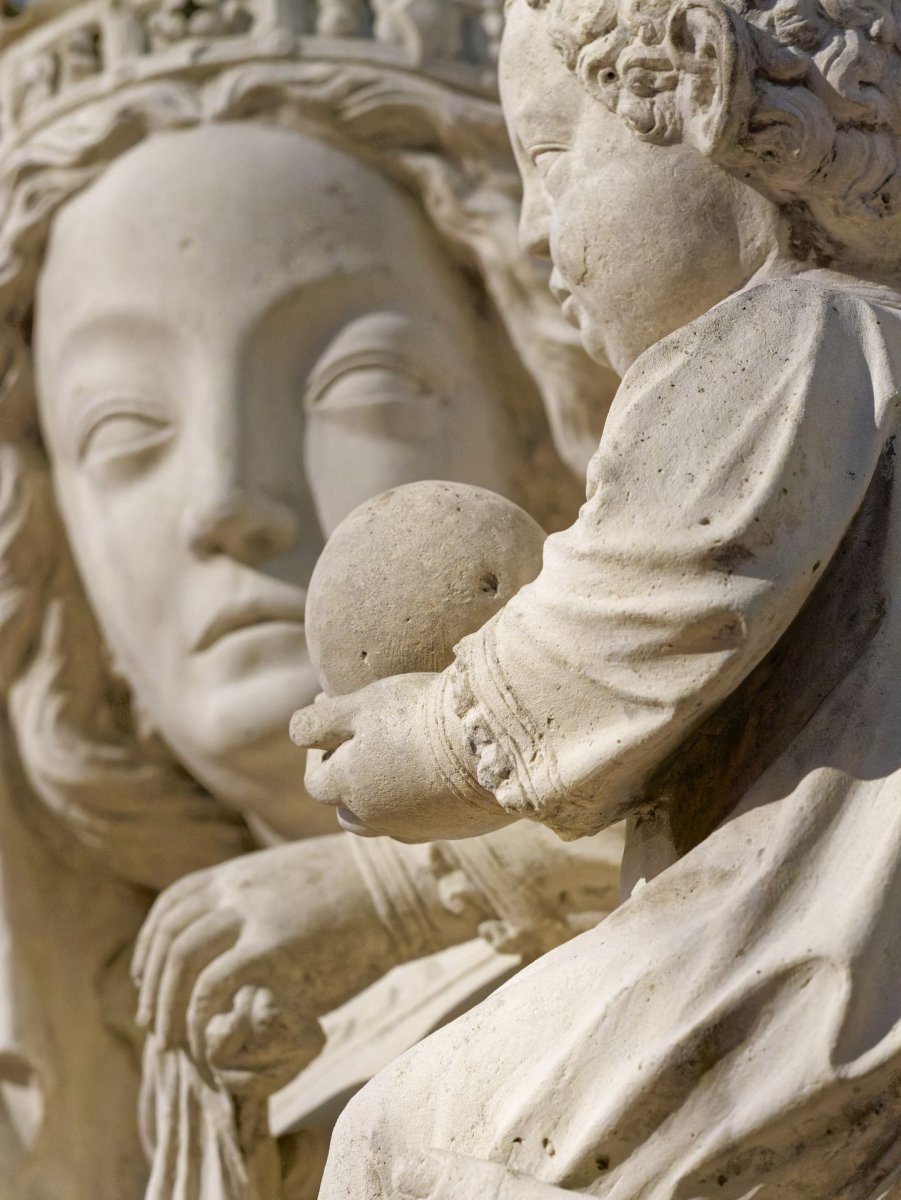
[0, 717, 150, 1200]
[319, 274, 901, 1199]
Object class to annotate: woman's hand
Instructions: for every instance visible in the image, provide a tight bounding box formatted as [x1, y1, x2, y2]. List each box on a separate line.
[290, 674, 511, 843]
[131, 836, 398, 1085]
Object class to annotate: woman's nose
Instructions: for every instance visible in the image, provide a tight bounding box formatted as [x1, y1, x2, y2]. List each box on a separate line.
[183, 490, 302, 566]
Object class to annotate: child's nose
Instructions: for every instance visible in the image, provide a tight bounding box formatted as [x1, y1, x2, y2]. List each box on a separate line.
[519, 186, 552, 258]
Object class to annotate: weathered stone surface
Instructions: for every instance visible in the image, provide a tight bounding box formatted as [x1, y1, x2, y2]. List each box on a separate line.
[303, 1, 901, 1197]
[0, 2, 621, 1196]
[306, 481, 546, 695]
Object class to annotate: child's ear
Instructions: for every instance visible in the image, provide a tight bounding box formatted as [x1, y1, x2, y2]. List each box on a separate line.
[666, 0, 748, 157]
[573, 0, 749, 154]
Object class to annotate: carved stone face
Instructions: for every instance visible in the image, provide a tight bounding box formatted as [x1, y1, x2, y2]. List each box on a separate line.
[34, 122, 514, 828]
[499, 1, 777, 375]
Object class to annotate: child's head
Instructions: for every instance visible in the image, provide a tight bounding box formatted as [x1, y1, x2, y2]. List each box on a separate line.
[501, 0, 899, 371]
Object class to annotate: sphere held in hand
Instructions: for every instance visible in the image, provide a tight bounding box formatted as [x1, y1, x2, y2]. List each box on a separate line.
[306, 481, 546, 696]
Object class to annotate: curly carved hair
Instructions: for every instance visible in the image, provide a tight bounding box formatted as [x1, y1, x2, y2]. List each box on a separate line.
[521, 0, 901, 269]
[0, 59, 597, 891]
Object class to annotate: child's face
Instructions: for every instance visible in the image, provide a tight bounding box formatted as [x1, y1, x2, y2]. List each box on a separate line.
[500, 1, 773, 375]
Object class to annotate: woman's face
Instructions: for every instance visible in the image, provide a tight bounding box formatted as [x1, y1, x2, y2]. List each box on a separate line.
[35, 122, 515, 829]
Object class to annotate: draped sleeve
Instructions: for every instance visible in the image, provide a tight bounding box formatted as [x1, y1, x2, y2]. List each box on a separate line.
[451, 280, 894, 837]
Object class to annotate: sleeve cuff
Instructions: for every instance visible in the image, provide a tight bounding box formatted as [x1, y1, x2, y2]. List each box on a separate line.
[449, 623, 591, 839]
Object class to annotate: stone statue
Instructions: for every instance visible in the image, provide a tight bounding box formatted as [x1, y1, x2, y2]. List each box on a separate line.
[303, 482, 549, 696]
[294, 0, 901, 1195]
[0, 2, 624, 1196]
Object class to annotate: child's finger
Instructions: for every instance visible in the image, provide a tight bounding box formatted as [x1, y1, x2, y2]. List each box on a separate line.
[289, 695, 356, 751]
[304, 747, 353, 809]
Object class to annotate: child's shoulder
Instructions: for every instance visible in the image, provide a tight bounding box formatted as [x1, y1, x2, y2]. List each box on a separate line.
[633, 274, 900, 389]
[614, 275, 899, 435]
[704, 274, 900, 346]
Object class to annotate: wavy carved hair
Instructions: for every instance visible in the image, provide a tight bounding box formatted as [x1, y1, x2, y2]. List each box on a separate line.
[0, 60, 595, 891]
[522, 0, 901, 270]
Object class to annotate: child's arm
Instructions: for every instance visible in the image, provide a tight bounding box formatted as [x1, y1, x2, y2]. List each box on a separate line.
[294, 282, 889, 842]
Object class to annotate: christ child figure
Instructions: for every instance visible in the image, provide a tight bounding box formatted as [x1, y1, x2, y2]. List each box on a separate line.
[295, 0, 901, 1195]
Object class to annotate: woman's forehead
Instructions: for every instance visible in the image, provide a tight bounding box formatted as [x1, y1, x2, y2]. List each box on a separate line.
[44, 123, 410, 250]
[35, 123, 445, 347]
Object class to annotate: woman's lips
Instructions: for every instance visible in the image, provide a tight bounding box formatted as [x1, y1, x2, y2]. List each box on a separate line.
[194, 598, 306, 653]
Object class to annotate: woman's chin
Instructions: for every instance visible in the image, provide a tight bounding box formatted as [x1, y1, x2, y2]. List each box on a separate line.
[171, 722, 338, 839]
[203, 661, 321, 738]
[152, 662, 321, 788]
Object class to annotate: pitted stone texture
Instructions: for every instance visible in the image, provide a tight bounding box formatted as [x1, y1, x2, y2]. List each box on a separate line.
[306, 481, 546, 696]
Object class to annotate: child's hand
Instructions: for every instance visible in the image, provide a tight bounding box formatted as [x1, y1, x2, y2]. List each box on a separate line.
[290, 674, 511, 843]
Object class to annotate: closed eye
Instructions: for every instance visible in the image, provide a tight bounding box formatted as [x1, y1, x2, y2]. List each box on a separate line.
[77, 400, 174, 467]
[528, 143, 568, 171]
[304, 354, 432, 413]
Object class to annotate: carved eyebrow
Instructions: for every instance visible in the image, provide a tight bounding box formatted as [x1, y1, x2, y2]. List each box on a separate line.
[239, 268, 383, 347]
[46, 269, 384, 385]
[45, 310, 176, 377]
[510, 100, 573, 150]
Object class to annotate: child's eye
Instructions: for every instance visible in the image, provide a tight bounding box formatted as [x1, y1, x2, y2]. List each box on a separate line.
[529, 144, 567, 173]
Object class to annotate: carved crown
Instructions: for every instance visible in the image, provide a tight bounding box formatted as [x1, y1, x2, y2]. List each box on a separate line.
[0, 0, 504, 152]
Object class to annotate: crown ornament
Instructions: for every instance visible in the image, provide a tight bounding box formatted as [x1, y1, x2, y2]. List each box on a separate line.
[0, 0, 505, 154]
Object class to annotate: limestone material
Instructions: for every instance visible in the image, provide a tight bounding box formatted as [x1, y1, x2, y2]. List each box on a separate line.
[0, 2, 623, 1195]
[306, 481, 546, 696]
[300, 0, 901, 1195]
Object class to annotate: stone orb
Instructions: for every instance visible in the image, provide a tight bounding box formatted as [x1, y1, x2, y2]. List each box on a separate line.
[306, 481, 546, 696]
